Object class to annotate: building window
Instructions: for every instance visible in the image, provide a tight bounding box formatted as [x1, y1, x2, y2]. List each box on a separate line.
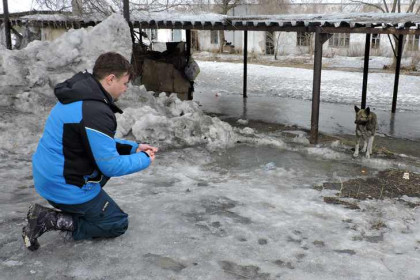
[172, 29, 182, 42]
[407, 35, 419, 51]
[151, 29, 157, 40]
[371, 34, 380, 49]
[297, 32, 311, 46]
[146, 29, 157, 41]
[266, 31, 275, 55]
[210, 30, 218, 44]
[329, 33, 350, 48]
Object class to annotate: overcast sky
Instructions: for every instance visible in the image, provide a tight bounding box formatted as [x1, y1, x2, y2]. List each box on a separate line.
[0, 0, 34, 13]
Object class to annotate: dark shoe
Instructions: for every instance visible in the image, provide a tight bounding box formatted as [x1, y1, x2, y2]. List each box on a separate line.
[22, 227, 40, 251]
[22, 204, 74, 251]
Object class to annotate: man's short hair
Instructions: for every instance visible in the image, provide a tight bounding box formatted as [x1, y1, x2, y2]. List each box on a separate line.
[93, 52, 134, 81]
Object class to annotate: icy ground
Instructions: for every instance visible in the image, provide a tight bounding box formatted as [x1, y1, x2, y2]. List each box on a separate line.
[1, 111, 420, 280]
[1, 14, 420, 280]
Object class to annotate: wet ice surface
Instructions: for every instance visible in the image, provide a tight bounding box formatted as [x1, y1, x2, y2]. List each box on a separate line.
[193, 61, 420, 140]
[1, 136, 420, 279]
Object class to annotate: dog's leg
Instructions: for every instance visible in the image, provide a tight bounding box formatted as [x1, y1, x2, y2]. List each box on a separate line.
[353, 136, 360, 158]
[361, 138, 367, 153]
[369, 136, 374, 154]
[366, 136, 374, 158]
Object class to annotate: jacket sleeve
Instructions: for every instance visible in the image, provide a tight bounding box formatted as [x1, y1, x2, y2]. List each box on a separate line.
[115, 138, 139, 155]
[82, 101, 150, 177]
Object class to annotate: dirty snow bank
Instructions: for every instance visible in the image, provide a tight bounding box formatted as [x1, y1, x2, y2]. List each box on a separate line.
[0, 13, 131, 112]
[116, 90, 238, 151]
[116, 88, 289, 151]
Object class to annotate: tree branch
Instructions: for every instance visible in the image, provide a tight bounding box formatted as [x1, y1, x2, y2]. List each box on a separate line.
[391, 0, 397, 12]
[349, 0, 386, 13]
[406, 0, 417, 13]
[382, 0, 389, 12]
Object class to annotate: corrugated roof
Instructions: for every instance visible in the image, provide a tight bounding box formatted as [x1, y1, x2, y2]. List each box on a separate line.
[3, 11, 420, 33]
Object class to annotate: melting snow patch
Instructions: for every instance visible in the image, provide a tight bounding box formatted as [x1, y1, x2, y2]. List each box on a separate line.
[239, 127, 255, 135]
[305, 147, 347, 160]
[2, 260, 23, 267]
[237, 119, 249, 125]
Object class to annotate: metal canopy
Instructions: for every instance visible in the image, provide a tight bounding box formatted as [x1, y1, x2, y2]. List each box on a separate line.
[2, 11, 420, 34]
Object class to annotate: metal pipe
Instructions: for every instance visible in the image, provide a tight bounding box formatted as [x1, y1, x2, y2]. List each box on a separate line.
[2, 0, 12, 49]
[186, 29, 191, 56]
[361, 33, 371, 109]
[243, 30, 248, 98]
[123, 0, 135, 43]
[123, 0, 130, 22]
[186, 29, 193, 100]
[392, 34, 404, 113]
[310, 30, 324, 144]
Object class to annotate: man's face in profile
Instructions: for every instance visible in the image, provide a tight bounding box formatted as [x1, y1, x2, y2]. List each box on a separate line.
[106, 72, 130, 101]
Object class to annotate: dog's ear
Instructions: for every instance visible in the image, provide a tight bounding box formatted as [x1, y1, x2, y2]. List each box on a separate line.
[365, 107, 370, 115]
[354, 105, 360, 112]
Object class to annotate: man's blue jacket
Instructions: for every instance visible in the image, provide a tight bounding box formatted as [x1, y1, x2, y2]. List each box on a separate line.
[32, 72, 151, 205]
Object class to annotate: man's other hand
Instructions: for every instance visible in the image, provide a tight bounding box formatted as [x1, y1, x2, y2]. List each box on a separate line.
[137, 144, 157, 162]
[143, 150, 155, 161]
[136, 144, 158, 154]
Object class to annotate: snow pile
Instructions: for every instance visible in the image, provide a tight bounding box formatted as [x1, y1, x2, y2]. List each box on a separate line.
[116, 91, 238, 151]
[0, 13, 132, 112]
[116, 87, 290, 151]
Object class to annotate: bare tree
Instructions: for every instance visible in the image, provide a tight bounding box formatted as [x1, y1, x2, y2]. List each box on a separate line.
[349, 0, 420, 67]
[33, 0, 189, 16]
[33, 0, 115, 15]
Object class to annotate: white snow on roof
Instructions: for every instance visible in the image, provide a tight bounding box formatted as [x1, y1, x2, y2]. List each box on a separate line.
[15, 11, 420, 27]
[131, 10, 227, 23]
[20, 13, 102, 22]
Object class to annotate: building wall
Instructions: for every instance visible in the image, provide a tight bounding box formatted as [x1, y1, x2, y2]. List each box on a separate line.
[194, 3, 416, 57]
[197, 30, 219, 52]
[41, 27, 67, 41]
[155, 29, 178, 42]
[197, 29, 401, 57]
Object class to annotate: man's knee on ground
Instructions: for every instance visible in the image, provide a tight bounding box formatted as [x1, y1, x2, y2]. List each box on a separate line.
[109, 215, 129, 237]
[72, 213, 129, 240]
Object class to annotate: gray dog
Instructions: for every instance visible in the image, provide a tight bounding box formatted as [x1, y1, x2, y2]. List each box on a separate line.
[353, 105, 377, 159]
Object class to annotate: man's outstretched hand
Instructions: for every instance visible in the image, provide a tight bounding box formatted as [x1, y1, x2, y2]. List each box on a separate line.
[137, 144, 158, 161]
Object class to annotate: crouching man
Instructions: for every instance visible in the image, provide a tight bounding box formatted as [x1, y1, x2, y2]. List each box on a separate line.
[23, 52, 158, 251]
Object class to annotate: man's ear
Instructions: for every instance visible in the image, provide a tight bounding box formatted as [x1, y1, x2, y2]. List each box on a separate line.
[354, 105, 360, 112]
[104, 74, 115, 85]
[365, 107, 370, 115]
